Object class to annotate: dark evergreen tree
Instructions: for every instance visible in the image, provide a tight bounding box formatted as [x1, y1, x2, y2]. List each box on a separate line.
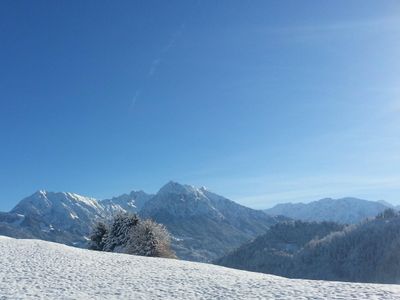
[376, 208, 398, 220]
[88, 221, 108, 251]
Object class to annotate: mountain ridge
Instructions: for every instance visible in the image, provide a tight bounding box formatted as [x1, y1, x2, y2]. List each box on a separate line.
[2, 184, 395, 262]
[264, 197, 392, 224]
[0, 182, 282, 262]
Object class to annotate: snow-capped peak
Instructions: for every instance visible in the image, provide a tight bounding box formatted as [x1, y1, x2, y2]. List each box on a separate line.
[64, 192, 101, 209]
[37, 190, 47, 196]
[158, 181, 199, 196]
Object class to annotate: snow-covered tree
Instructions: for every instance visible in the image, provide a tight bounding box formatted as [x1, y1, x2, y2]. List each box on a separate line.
[126, 219, 176, 258]
[89, 213, 175, 258]
[103, 213, 139, 252]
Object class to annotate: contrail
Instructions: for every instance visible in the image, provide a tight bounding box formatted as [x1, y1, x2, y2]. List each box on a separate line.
[130, 22, 186, 110]
[147, 22, 186, 78]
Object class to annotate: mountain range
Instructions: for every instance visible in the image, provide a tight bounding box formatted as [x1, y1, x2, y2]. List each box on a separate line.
[0, 181, 282, 262]
[1, 183, 397, 263]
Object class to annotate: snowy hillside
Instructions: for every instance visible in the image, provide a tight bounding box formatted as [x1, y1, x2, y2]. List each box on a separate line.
[1, 236, 399, 300]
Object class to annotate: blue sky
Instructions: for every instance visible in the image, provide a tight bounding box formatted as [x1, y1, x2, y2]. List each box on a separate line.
[1, 1, 400, 211]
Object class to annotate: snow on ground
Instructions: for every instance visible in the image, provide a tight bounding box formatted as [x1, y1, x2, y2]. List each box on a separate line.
[0, 236, 399, 300]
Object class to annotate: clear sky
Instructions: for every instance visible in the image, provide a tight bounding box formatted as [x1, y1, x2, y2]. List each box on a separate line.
[1, 1, 400, 211]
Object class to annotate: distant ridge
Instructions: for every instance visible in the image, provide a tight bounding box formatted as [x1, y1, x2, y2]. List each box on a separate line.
[264, 197, 391, 224]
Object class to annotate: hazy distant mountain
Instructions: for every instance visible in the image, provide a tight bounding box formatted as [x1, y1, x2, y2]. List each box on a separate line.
[264, 197, 391, 224]
[141, 181, 284, 262]
[377, 200, 395, 208]
[217, 211, 400, 283]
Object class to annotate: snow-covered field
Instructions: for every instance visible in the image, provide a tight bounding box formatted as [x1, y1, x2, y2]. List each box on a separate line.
[0, 236, 399, 299]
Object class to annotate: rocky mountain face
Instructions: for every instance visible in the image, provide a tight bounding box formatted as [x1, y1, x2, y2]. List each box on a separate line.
[0, 182, 282, 262]
[1, 191, 107, 246]
[0, 190, 153, 247]
[141, 181, 285, 261]
[264, 197, 391, 224]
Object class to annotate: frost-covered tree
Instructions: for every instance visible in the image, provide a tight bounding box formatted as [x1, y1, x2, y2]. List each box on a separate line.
[126, 219, 176, 258]
[89, 213, 175, 258]
[103, 213, 139, 252]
